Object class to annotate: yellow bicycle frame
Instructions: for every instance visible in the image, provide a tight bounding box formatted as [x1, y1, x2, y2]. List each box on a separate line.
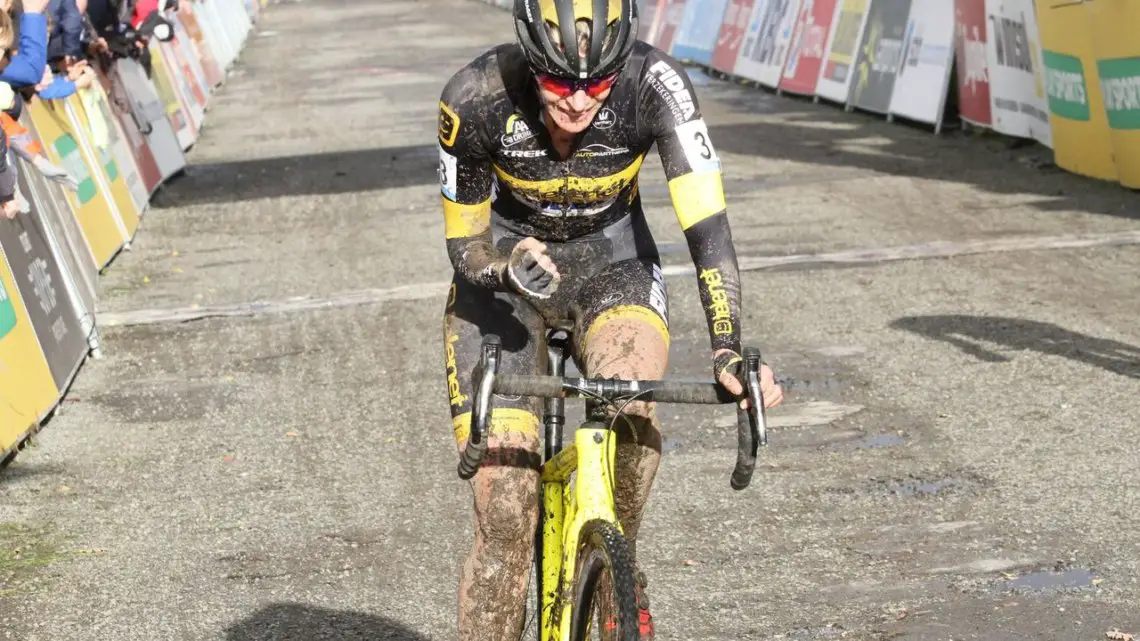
[538, 421, 622, 641]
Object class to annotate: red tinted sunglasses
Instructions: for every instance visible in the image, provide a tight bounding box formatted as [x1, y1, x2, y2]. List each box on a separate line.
[536, 72, 618, 98]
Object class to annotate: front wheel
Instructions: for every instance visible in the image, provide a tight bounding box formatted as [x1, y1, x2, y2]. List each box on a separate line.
[569, 519, 641, 641]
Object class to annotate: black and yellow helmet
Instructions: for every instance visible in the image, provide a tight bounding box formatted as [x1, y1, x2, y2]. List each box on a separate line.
[513, 0, 639, 79]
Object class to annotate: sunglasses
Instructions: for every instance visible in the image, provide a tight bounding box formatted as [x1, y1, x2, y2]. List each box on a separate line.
[536, 72, 618, 98]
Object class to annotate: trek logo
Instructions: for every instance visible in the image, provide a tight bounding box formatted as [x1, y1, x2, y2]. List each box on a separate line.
[593, 107, 616, 130]
[502, 114, 536, 147]
[446, 333, 468, 407]
[647, 60, 696, 122]
[699, 268, 732, 336]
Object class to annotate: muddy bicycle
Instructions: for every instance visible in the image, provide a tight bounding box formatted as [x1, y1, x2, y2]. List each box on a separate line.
[457, 325, 768, 641]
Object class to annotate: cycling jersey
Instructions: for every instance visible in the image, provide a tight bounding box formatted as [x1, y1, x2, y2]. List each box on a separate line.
[437, 40, 742, 357]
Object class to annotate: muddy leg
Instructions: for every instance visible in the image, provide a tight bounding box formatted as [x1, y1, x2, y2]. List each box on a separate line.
[579, 316, 668, 558]
[455, 415, 542, 641]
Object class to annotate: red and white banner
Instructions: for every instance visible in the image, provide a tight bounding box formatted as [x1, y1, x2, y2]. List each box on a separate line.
[888, 0, 956, 126]
[710, 0, 757, 73]
[654, 0, 689, 54]
[779, 0, 837, 95]
[953, 0, 991, 126]
[734, 0, 803, 87]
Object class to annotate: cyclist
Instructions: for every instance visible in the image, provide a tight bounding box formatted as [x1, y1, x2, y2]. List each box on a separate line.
[438, 0, 784, 638]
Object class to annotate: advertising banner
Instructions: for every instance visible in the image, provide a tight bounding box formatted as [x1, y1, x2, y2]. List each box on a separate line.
[1036, 0, 1115, 181]
[64, 93, 142, 239]
[954, 0, 992, 126]
[115, 58, 188, 183]
[814, 0, 871, 103]
[737, 0, 802, 87]
[846, 0, 912, 114]
[16, 114, 99, 311]
[0, 174, 89, 392]
[654, 0, 690, 55]
[1087, 0, 1140, 188]
[176, 7, 225, 88]
[97, 63, 164, 197]
[984, 0, 1051, 147]
[171, 15, 215, 109]
[779, 0, 838, 96]
[640, 0, 668, 45]
[193, 1, 234, 70]
[26, 99, 128, 269]
[0, 246, 59, 453]
[711, 0, 758, 74]
[888, 0, 956, 128]
[160, 38, 209, 132]
[147, 40, 198, 151]
[670, 0, 732, 65]
[74, 87, 149, 221]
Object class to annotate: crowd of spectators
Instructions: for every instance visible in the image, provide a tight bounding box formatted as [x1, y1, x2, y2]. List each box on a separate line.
[0, 0, 181, 218]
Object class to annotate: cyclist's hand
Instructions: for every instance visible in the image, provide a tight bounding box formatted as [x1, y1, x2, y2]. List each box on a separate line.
[714, 349, 784, 410]
[507, 236, 560, 299]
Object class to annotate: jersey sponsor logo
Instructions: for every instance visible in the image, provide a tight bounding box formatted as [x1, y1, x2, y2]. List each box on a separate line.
[699, 268, 733, 336]
[647, 60, 697, 123]
[575, 143, 630, 158]
[501, 148, 547, 158]
[649, 264, 668, 326]
[593, 107, 617, 130]
[445, 333, 469, 407]
[493, 155, 645, 217]
[439, 143, 458, 200]
[674, 119, 719, 173]
[439, 101, 460, 147]
[502, 114, 537, 147]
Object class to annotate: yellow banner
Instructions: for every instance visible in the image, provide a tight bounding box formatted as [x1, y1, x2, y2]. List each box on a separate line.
[27, 99, 128, 268]
[1034, 0, 1116, 182]
[67, 90, 142, 236]
[1087, 0, 1140, 189]
[0, 250, 59, 455]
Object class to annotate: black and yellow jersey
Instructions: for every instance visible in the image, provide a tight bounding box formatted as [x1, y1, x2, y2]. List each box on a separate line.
[437, 40, 743, 357]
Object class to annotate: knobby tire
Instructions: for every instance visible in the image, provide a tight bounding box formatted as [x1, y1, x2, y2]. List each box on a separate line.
[569, 519, 640, 641]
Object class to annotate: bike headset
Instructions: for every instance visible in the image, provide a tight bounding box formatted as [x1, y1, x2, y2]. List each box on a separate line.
[513, 0, 639, 97]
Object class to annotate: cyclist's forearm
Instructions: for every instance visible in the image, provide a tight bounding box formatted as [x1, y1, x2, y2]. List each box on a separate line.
[683, 212, 743, 355]
[446, 234, 508, 290]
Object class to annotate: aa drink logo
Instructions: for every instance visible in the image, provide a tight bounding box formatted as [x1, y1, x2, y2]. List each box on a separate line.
[52, 135, 96, 204]
[1098, 57, 1140, 130]
[0, 278, 15, 340]
[1042, 50, 1090, 121]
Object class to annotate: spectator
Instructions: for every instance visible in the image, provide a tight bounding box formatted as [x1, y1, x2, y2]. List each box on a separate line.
[45, 0, 84, 72]
[0, 0, 48, 88]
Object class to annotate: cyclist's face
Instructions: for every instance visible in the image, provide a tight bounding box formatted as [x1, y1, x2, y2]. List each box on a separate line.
[538, 79, 612, 134]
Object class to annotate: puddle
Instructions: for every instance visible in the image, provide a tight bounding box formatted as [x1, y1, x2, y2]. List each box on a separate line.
[827, 433, 906, 452]
[662, 437, 683, 453]
[1001, 569, 1099, 594]
[788, 626, 845, 639]
[777, 375, 847, 392]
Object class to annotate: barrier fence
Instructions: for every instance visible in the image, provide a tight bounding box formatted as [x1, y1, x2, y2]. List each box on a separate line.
[0, 0, 267, 465]
[474, 0, 1140, 190]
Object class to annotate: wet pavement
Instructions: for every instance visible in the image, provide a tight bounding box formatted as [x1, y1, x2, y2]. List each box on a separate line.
[2, 0, 1139, 639]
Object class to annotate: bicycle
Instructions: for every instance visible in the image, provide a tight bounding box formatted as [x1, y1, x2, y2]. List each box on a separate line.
[457, 323, 769, 641]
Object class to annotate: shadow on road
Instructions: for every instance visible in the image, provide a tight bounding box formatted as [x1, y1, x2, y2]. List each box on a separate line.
[152, 144, 438, 208]
[224, 603, 429, 641]
[703, 81, 1138, 223]
[890, 315, 1140, 379]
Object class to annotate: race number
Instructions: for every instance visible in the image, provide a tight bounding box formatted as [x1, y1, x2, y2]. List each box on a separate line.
[439, 144, 458, 201]
[674, 119, 720, 173]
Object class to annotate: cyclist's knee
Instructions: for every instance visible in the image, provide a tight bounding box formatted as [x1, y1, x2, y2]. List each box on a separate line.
[579, 309, 669, 381]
